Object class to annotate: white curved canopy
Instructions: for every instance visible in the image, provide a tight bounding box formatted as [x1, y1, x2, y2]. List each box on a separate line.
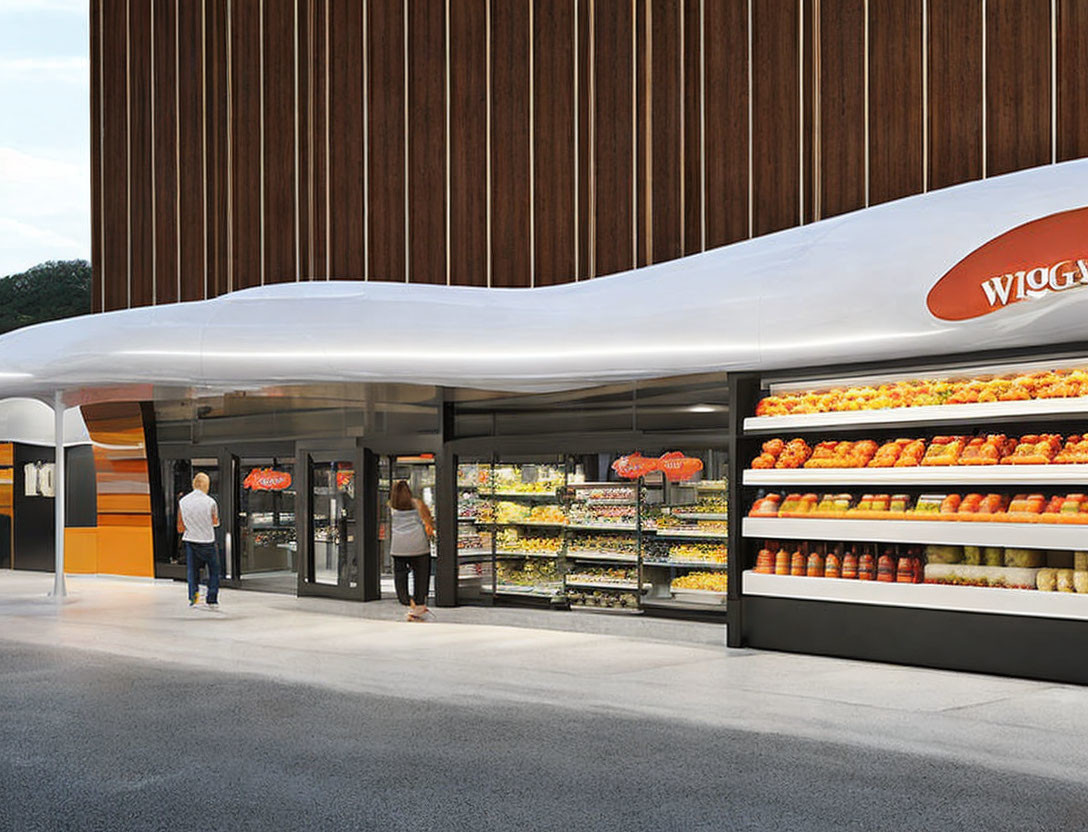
[1, 160, 1087, 399]
[0, 398, 90, 446]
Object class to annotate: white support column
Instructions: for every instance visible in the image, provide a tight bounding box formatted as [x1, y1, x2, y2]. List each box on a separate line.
[51, 391, 67, 599]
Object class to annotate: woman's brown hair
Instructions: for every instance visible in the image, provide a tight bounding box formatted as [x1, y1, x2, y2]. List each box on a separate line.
[389, 480, 415, 511]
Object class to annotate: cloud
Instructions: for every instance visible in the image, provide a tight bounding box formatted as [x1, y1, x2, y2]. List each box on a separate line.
[0, 56, 88, 86]
[0, 146, 89, 216]
[0, 146, 89, 276]
[0, 0, 87, 13]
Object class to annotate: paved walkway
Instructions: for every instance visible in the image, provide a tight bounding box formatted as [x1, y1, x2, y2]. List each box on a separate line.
[2, 570, 1086, 789]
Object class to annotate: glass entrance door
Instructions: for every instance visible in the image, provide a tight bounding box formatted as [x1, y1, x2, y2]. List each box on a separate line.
[237, 457, 297, 593]
[378, 455, 436, 591]
[306, 456, 357, 590]
[158, 457, 221, 579]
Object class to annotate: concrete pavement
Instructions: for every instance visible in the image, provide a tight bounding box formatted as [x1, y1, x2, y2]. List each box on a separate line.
[0, 571, 1086, 830]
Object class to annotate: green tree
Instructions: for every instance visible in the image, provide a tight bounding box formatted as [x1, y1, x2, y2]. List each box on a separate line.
[0, 260, 91, 335]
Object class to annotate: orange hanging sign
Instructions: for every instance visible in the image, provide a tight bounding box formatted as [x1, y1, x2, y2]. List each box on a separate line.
[611, 451, 704, 482]
[243, 468, 292, 491]
[336, 470, 355, 489]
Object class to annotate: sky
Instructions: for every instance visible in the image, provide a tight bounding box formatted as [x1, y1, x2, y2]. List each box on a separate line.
[0, 0, 89, 278]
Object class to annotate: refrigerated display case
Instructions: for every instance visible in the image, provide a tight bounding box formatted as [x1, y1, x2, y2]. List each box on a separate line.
[455, 449, 728, 615]
[732, 359, 1088, 683]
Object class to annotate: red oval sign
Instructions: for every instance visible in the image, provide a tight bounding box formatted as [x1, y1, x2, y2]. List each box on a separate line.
[243, 468, 292, 491]
[926, 206, 1088, 321]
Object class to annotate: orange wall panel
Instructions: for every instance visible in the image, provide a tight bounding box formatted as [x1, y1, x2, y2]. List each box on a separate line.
[96, 526, 154, 578]
[65, 528, 99, 574]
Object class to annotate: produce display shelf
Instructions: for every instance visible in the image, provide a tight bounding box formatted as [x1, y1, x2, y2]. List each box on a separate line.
[669, 512, 729, 521]
[565, 581, 650, 591]
[568, 604, 642, 614]
[567, 482, 636, 489]
[641, 597, 728, 612]
[566, 551, 638, 563]
[583, 499, 637, 506]
[492, 491, 558, 499]
[484, 585, 564, 598]
[671, 588, 728, 605]
[457, 548, 492, 557]
[482, 521, 568, 529]
[743, 465, 1088, 486]
[743, 570, 1088, 621]
[495, 551, 560, 559]
[652, 529, 728, 539]
[743, 396, 1088, 434]
[643, 560, 729, 569]
[567, 523, 638, 532]
[743, 516, 1088, 551]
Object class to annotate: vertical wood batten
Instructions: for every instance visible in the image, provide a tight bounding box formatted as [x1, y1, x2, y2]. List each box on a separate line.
[152, 0, 178, 305]
[751, 0, 800, 236]
[817, 0, 865, 219]
[128, 0, 153, 307]
[101, 0, 128, 311]
[927, 0, 983, 189]
[985, 0, 1051, 176]
[367, 0, 407, 282]
[176, 0, 206, 300]
[592, 0, 635, 277]
[681, 0, 702, 254]
[868, 0, 923, 205]
[1057, 0, 1088, 162]
[532, 0, 576, 285]
[261, 0, 297, 282]
[407, 0, 447, 285]
[229, 0, 261, 289]
[650, 0, 682, 265]
[327, 0, 365, 280]
[90, 0, 104, 312]
[448, 0, 488, 286]
[489, 0, 532, 288]
[205, 0, 229, 297]
[703, 0, 748, 249]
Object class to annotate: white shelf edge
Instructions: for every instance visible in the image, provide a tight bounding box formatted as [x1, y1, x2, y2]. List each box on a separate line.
[567, 551, 638, 562]
[644, 560, 729, 569]
[744, 396, 1088, 433]
[743, 570, 1088, 621]
[743, 464, 1088, 486]
[652, 529, 728, 539]
[742, 516, 1088, 551]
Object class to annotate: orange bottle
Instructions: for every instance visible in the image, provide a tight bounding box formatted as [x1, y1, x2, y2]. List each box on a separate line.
[790, 548, 806, 576]
[755, 547, 775, 574]
[825, 545, 842, 579]
[858, 548, 875, 581]
[842, 547, 859, 579]
[806, 546, 826, 577]
[877, 549, 896, 582]
[774, 548, 790, 575]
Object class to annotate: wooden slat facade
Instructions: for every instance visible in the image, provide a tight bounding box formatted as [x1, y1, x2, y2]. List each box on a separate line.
[89, 0, 1088, 307]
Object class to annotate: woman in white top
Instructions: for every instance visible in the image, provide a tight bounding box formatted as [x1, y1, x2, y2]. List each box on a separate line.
[389, 480, 435, 621]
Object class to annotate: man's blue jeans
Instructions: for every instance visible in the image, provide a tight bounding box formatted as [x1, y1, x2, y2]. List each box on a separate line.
[186, 541, 219, 603]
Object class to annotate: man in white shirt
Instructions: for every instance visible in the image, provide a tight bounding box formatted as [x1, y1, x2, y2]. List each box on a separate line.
[178, 472, 221, 608]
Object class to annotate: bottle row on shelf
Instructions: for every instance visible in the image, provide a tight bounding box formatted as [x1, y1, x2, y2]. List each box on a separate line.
[750, 539, 1088, 595]
[752, 434, 1088, 470]
[748, 491, 1088, 524]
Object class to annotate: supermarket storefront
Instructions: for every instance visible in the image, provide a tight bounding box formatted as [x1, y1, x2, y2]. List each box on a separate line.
[4, 160, 1088, 682]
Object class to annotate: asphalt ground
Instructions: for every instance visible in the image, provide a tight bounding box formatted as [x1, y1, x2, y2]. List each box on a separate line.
[0, 642, 1084, 832]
